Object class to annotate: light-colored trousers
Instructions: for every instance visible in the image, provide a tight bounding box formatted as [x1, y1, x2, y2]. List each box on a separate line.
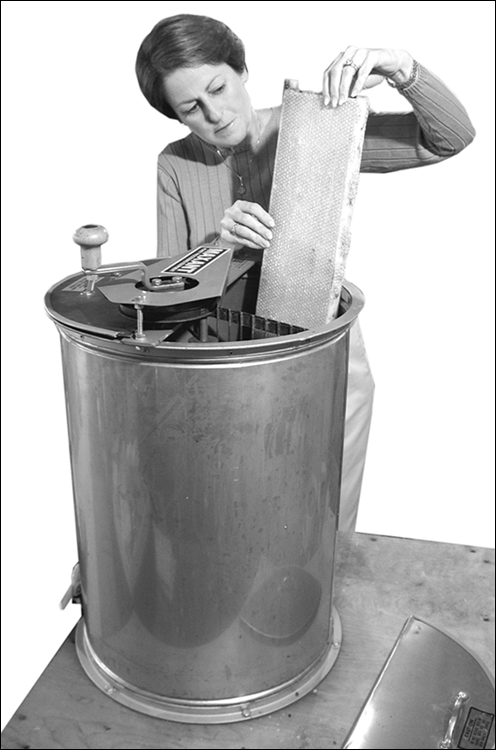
[339, 321, 375, 532]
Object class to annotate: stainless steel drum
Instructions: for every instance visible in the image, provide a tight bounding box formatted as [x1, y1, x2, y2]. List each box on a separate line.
[45, 232, 364, 723]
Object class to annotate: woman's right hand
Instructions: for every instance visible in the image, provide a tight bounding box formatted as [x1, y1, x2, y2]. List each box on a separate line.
[219, 200, 275, 250]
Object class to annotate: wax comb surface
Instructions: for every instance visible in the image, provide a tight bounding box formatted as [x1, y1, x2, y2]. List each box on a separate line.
[256, 83, 369, 328]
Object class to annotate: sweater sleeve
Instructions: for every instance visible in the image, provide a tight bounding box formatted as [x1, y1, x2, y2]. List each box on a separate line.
[157, 160, 190, 258]
[361, 64, 476, 173]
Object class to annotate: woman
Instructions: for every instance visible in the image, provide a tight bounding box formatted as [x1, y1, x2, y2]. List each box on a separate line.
[136, 14, 475, 532]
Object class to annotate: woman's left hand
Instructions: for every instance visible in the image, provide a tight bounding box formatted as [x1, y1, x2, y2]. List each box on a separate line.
[323, 47, 414, 107]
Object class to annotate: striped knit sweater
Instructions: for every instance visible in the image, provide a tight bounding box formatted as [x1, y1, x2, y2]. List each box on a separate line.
[157, 64, 475, 257]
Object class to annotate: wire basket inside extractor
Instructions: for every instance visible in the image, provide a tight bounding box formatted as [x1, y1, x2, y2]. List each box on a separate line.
[203, 307, 307, 342]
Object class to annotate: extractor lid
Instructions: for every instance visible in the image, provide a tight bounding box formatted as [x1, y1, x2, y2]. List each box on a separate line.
[342, 616, 495, 749]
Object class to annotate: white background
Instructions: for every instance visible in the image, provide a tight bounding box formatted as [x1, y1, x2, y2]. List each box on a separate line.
[1, 0, 494, 731]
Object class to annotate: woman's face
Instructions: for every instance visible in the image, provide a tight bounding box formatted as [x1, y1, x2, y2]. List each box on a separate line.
[163, 63, 256, 149]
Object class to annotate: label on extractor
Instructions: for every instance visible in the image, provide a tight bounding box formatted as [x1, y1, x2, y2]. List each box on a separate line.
[161, 246, 229, 276]
[459, 707, 494, 749]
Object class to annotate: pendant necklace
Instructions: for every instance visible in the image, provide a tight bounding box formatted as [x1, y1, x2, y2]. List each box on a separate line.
[216, 113, 261, 197]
